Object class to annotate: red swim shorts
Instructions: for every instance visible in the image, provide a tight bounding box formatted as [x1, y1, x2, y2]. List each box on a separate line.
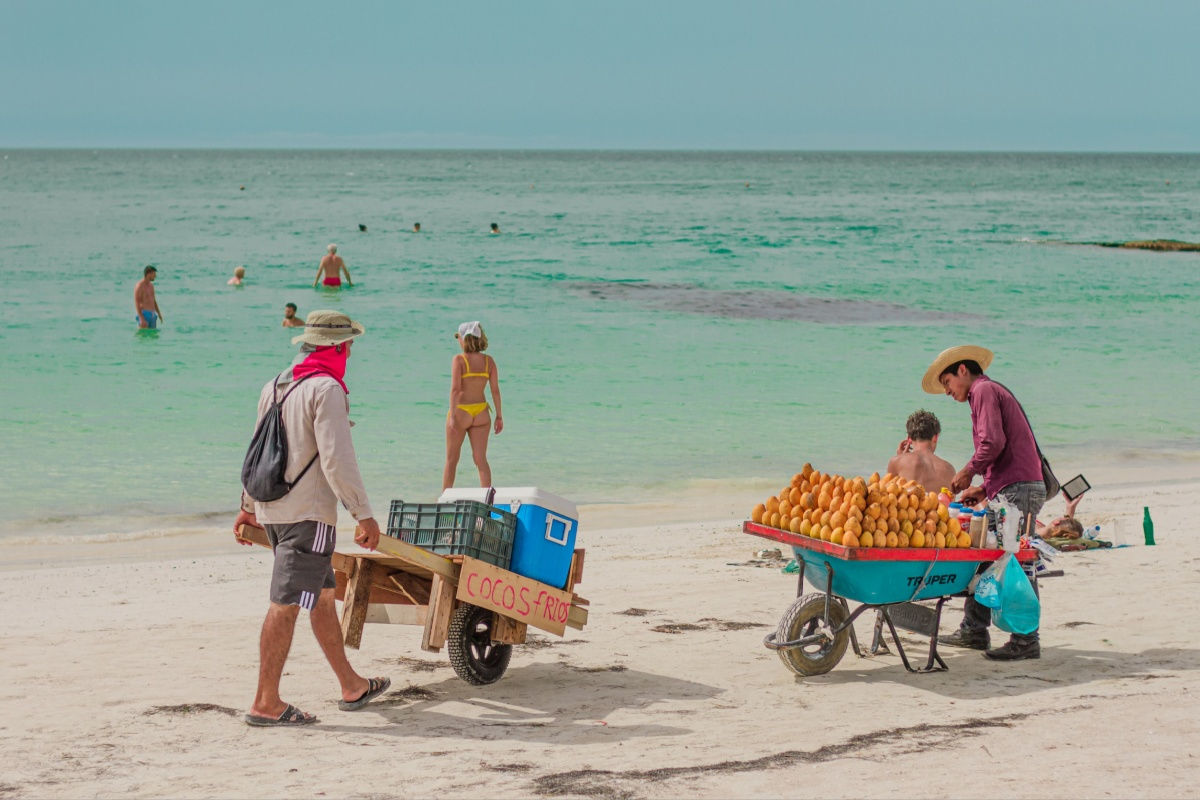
[322, 277, 341, 287]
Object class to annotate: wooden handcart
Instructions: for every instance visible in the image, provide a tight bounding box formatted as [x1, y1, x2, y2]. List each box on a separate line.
[238, 524, 588, 685]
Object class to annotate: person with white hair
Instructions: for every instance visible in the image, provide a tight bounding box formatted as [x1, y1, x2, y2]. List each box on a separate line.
[314, 243, 353, 288]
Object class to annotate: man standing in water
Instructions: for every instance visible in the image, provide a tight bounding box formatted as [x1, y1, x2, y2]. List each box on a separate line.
[281, 302, 304, 328]
[233, 309, 390, 725]
[313, 244, 353, 288]
[134, 265, 163, 328]
[924, 345, 1046, 661]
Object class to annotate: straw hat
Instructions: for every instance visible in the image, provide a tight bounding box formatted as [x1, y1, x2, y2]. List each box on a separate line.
[291, 309, 365, 346]
[921, 345, 994, 394]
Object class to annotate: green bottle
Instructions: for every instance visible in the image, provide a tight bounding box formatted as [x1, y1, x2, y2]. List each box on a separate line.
[1143, 506, 1156, 546]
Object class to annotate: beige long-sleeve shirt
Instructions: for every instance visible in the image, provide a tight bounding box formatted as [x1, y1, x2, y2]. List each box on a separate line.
[240, 372, 374, 525]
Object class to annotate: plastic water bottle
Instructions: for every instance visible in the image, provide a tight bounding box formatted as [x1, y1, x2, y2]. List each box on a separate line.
[1083, 524, 1101, 540]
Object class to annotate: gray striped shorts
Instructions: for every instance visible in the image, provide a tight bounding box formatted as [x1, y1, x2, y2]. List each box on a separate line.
[265, 520, 337, 610]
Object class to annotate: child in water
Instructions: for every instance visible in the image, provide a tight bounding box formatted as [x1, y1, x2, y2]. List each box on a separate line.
[443, 321, 503, 490]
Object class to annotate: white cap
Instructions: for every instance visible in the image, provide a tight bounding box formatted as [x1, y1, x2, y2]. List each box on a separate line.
[456, 321, 482, 339]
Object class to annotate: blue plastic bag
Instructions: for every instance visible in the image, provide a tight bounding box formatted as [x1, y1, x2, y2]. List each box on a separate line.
[974, 557, 1005, 609]
[974, 553, 1040, 635]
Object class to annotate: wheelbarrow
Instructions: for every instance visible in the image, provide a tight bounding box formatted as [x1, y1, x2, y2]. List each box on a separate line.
[744, 520, 1036, 676]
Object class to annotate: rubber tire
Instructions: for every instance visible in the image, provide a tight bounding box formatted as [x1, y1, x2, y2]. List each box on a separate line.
[447, 603, 513, 685]
[775, 592, 850, 677]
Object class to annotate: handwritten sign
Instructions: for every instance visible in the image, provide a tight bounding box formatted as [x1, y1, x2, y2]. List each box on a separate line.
[455, 556, 573, 636]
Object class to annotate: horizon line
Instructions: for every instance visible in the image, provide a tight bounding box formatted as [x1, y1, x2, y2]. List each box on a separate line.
[3, 145, 1199, 155]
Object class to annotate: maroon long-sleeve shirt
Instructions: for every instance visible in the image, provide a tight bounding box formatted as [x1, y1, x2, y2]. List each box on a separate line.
[963, 375, 1042, 498]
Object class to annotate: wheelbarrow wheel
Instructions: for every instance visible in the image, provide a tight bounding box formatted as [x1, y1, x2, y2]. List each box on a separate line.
[775, 592, 850, 677]
[448, 603, 512, 685]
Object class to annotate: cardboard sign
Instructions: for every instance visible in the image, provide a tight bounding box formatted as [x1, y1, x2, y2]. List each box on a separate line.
[455, 556, 573, 636]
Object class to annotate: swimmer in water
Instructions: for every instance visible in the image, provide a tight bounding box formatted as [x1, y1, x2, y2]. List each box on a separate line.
[412, 222, 421, 233]
[282, 302, 305, 328]
[489, 222, 500, 235]
[314, 244, 353, 288]
[134, 265, 163, 328]
[227, 265, 246, 286]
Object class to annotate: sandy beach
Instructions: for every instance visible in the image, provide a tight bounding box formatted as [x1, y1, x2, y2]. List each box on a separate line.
[1, 475, 1197, 800]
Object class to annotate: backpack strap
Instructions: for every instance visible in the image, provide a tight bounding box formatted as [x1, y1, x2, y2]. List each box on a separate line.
[273, 371, 319, 487]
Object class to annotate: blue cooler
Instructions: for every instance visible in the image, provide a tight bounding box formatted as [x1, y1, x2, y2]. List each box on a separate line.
[439, 487, 579, 588]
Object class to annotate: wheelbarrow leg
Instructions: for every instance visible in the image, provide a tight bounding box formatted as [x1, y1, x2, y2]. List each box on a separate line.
[879, 600, 949, 673]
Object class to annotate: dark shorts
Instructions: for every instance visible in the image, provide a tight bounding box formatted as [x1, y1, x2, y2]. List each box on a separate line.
[265, 520, 337, 609]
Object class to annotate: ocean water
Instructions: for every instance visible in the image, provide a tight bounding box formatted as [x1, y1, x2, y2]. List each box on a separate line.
[2, 150, 1198, 542]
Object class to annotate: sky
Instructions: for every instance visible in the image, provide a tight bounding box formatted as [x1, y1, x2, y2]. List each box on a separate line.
[1, 0, 1197, 150]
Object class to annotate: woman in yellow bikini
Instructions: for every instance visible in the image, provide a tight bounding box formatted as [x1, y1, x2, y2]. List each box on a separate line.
[443, 321, 503, 490]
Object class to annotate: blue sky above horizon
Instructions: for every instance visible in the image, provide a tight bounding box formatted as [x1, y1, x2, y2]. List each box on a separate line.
[2, 0, 1197, 150]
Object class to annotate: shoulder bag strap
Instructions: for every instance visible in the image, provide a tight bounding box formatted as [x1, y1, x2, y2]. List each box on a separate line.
[990, 380, 1046, 458]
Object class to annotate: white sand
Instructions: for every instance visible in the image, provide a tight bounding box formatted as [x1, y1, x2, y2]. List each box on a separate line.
[1, 478, 1198, 799]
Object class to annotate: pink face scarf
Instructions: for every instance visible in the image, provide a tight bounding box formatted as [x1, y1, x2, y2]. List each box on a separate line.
[292, 345, 349, 393]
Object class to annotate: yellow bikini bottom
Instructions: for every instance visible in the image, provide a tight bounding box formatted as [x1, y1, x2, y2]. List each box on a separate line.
[449, 402, 490, 420]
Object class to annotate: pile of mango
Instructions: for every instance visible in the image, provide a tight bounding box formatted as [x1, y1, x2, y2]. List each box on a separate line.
[750, 463, 969, 548]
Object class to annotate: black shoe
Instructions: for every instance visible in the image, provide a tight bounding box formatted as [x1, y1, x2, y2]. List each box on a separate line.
[984, 638, 1040, 660]
[938, 628, 990, 650]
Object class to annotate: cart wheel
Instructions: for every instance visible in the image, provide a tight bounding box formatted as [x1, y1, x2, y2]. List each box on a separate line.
[775, 592, 850, 677]
[447, 603, 513, 685]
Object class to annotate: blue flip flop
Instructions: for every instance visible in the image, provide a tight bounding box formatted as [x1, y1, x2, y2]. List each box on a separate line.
[338, 677, 391, 711]
[244, 703, 318, 727]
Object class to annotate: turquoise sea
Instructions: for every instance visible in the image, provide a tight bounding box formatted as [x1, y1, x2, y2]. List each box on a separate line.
[1, 150, 1198, 542]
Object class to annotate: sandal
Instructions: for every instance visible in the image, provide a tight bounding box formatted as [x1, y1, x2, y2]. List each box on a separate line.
[244, 703, 318, 727]
[338, 676, 391, 711]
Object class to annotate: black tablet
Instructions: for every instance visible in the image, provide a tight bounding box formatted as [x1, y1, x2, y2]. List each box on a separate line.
[1061, 474, 1090, 501]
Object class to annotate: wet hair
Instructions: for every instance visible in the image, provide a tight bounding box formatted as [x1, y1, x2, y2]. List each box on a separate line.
[460, 328, 488, 353]
[906, 409, 941, 441]
[940, 359, 983, 381]
[285, 302, 297, 311]
[143, 265, 157, 277]
[490, 222, 499, 231]
[328, 243, 337, 253]
[234, 266, 246, 277]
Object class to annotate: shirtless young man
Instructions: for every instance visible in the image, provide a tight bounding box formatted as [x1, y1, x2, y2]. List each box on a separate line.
[134, 266, 164, 328]
[313, 244, 353, 288]
[886, 409, 956, 493]
[281, 303, 305, 328]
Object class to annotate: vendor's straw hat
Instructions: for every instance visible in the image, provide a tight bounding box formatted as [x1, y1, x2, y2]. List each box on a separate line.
[291, 309, 365, 346]
[922, 345, 994, 394]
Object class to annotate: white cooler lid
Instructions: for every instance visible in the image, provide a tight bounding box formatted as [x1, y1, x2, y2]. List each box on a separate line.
[438, 486, 578, 518]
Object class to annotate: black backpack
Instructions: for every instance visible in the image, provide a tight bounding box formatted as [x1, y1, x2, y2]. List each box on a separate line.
[241, 373, 319, 502]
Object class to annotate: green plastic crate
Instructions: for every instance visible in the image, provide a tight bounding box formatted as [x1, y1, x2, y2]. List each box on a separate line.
[386, 500, 516, 569]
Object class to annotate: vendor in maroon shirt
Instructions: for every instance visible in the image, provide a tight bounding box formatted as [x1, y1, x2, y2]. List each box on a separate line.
[922, 345, 1047, 662]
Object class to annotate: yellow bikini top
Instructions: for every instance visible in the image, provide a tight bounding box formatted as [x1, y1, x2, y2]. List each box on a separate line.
[460, 353, 490, 379]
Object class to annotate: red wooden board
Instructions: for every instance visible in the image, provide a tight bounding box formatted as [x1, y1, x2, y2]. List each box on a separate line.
[744, 520, 1036, 563]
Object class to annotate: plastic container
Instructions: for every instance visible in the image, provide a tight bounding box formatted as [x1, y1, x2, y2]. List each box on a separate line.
[969, 510, 987, 547]
[1083, 524, 1101, 540]
[938, 488, 953, 506]
[440, 487, 579, 588]
[386, 500, 516, 568]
